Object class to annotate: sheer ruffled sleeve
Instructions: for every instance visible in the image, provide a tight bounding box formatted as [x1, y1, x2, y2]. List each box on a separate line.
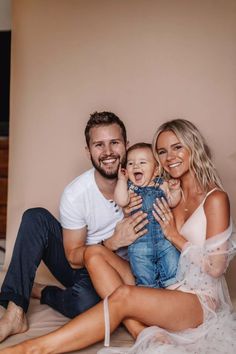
[176, 220, 236, 295]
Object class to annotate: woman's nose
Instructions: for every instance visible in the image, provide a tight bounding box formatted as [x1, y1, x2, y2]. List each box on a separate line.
[166, 150, 175, 160]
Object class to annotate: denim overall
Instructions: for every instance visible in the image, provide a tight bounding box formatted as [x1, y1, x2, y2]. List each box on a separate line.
[128, 177, 180, 288]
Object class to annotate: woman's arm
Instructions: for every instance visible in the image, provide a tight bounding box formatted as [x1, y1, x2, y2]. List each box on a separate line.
[203, 190, 230, 277]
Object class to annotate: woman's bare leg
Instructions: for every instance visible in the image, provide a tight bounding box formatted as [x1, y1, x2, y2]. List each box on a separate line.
[0, 285, 203, 354]
[84, 245, 135, 295]
[84, 245, 146, 337]
[0, 302, 28, 342]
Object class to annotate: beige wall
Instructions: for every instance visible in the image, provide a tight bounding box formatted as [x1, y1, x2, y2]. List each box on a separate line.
[5, 0, 236, 288]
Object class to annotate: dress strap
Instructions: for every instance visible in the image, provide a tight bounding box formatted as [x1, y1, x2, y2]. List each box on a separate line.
[103, 296, 110, 347]
[202, 187, 219, 203]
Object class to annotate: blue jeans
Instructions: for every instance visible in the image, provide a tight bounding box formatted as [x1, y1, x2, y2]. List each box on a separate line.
[0, 208, 100, 318]
[128, 187, 180, 288]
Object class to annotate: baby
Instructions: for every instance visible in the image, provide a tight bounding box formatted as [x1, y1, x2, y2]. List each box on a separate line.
[114, 142, 181, 288]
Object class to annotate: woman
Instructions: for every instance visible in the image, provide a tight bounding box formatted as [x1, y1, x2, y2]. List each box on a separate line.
[0, 119, 235, 354]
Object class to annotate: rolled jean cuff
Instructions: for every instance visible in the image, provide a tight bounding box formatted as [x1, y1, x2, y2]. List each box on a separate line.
[0, 292, 29, 313]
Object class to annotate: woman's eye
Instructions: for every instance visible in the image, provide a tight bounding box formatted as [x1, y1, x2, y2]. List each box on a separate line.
[157, 150, 166, 155]
[174, 145, 182, 150]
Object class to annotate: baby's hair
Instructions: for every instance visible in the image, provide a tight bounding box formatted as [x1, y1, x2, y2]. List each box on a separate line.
[127, 142, 153, 155]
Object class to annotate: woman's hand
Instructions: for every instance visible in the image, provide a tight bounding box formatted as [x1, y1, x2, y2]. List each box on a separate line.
[152, 197, 178, 242]
[123, 192, 142, 217]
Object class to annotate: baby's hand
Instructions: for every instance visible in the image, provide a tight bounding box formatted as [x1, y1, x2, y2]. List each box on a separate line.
[118, 164, 128, 181]
[168, 178, 180, 191]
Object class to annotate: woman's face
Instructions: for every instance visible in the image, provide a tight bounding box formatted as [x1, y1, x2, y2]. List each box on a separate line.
[156, 130, 190, 179]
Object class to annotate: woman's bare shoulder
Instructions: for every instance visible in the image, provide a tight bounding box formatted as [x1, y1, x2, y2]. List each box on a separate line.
[204, 189, 230, 236]
[205, 189, 229, 210]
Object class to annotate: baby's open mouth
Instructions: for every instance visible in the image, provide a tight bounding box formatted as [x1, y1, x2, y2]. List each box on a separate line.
[134, 172, 143, 182]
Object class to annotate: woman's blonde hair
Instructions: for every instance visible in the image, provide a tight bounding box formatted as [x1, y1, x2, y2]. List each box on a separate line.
[152, 119, 223, 191]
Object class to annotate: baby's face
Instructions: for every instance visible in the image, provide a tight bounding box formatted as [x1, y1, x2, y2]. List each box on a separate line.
[126, 148, 158, 187]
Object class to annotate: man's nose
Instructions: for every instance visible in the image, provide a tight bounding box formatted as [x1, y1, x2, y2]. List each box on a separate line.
[103, 144, 112, 155]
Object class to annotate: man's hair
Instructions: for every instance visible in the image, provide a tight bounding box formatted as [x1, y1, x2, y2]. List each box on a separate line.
[84, 111, 127, 146]
[127, 142, 153, 155]
[152, 118, 223, 191]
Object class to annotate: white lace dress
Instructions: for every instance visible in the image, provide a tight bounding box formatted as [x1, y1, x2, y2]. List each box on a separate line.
[98, 190, 236, 353]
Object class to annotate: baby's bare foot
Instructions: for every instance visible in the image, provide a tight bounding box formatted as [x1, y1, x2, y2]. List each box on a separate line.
[0, 302, 28, 343]
[31, 282, 46, 299]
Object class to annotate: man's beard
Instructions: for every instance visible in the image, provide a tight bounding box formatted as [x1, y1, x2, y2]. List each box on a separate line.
[90, 154, 126, 180]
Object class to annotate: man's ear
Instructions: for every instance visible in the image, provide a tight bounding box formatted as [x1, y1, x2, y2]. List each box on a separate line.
[85, 146, 91, 160]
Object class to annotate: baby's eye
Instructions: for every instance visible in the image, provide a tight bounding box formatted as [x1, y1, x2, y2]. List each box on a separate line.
[127, 161, 133, 166]
[140, 161, 147, 165]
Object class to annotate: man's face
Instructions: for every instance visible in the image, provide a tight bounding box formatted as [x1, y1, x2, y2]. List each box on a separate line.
[87, 124, 127, 179]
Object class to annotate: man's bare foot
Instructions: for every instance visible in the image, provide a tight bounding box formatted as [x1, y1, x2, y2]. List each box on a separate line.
[0, 302, 28, 343]
[31, 282, 46, 299]
[0, 305, 6, 319]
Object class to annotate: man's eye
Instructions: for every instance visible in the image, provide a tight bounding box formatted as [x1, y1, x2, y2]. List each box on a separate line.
[95, 143, 102, 147]
[111, 141, 119, 145]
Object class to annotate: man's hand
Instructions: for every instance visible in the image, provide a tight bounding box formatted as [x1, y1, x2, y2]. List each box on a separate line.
[123, 192, 142, 216]
[104, 211, 148, 251]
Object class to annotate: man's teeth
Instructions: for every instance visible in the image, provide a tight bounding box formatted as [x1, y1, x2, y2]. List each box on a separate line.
[102, 159, 117, 164]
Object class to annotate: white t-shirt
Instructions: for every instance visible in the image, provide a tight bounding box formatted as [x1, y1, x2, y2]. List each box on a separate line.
[60, 168, 124, 245]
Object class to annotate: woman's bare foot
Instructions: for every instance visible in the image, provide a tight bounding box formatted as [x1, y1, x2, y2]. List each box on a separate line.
[0, 302, 28, 343]
[31, 282, 46, 299]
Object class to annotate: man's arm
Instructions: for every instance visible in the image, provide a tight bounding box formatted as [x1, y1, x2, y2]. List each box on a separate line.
[63, 227, 87, 269]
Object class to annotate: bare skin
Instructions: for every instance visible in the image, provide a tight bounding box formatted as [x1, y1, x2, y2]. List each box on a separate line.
[0, 302, 28, 343]
[0, 285, 203, 354]
[0, 129, 230, 353]
[0, 124, 148, 343]
[84, 244, 147, 338]
[0, 306, 5, 319]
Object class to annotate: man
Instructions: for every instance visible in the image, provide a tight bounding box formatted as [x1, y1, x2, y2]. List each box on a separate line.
[0, 111, 148, 342]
